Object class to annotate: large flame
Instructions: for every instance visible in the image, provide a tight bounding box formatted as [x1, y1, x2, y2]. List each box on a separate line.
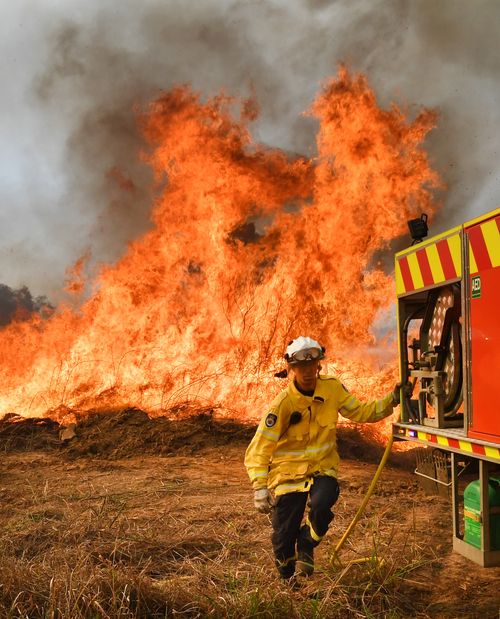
[0, 68, 440, 421]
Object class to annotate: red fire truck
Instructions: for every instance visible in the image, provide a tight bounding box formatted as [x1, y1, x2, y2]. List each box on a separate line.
[392, 206, 500, 566]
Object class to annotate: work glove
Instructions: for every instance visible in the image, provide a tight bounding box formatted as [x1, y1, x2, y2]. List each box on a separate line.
[392, 381, 413, 405]
[254, 488, 274, 514]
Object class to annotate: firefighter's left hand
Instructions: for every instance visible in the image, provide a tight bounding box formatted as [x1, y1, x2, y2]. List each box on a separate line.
[254, 488, 274, 514]
[392, 382, 413, 405]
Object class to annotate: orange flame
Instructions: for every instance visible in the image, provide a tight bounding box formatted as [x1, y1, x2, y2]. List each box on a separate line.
[0, 68, 441, 421]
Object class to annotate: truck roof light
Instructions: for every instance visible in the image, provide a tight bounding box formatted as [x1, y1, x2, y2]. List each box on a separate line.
[408, 213, 428, 245]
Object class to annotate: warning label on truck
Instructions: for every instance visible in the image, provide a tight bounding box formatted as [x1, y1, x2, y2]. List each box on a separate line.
[471, 275, 481, 299]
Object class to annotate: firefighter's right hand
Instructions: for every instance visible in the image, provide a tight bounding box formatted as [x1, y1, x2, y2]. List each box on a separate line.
[392, 381, 413, 405]
[254, 488, 274, 514]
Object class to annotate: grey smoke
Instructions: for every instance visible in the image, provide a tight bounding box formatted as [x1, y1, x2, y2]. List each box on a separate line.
[1, 0, 499, 299]
[0, 284, 53, 327]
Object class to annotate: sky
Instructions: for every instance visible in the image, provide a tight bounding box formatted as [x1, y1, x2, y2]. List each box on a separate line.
[1, 0, 499, 300]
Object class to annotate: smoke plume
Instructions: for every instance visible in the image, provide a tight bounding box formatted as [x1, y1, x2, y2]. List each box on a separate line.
[0, 284, 53, 327]
[0, 0, 499, 299]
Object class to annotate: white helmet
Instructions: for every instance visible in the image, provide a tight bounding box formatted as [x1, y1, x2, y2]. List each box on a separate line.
[285, 336, 325, 365]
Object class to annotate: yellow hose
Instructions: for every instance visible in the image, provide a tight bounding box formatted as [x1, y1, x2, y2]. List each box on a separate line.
[330, 403, 402, 566]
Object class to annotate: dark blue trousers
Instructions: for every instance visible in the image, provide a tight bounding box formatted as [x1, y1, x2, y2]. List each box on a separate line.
[271, 476, 340, 577]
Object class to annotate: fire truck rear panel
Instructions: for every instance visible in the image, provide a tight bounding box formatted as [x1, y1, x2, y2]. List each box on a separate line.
[467, 213, 500, 442]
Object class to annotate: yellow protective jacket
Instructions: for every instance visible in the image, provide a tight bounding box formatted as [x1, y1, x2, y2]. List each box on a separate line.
[244, 375, 394, 496]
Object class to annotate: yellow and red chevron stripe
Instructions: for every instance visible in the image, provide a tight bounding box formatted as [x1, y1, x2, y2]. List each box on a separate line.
[467, 213, 500, 274]
[396, 426, 500, 462]
[395, 232, 462, 295]
[417, 431, 500, 460]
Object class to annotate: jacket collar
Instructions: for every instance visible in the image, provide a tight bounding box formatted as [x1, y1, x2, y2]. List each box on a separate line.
[288, 375, 330, 404]
[312, 376, 331, 402]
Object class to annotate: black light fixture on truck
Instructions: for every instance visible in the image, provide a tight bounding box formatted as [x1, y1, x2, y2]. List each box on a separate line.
[407, 213, 428, 244]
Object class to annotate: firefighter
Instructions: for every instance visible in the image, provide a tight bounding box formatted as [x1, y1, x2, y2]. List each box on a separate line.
[244, 336, 406, 580]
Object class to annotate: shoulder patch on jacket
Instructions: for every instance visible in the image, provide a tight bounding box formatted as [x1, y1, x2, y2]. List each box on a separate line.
[265, 413, 278, 428]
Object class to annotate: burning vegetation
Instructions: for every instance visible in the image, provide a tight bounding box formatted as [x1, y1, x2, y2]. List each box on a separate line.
[0, 68, 441, 421]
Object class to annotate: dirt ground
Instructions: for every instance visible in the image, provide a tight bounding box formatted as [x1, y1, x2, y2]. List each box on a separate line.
[1, 410, 500, 618]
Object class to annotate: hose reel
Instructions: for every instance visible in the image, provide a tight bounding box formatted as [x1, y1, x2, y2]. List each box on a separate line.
[408, 285, 463, 428]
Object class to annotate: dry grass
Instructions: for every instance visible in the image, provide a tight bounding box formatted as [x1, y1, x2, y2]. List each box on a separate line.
[1, 412, 499, 618]
[0, 458, 433, 617]
[0, 490, 433, 618]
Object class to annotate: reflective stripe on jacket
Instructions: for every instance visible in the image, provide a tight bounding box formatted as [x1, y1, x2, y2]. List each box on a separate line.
[244, 375, 394, 496]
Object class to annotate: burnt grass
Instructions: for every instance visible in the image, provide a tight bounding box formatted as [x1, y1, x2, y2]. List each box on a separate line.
[0, 407, 255, 458]
[0, 409, 499, 618]
[0, 407, 414, 466]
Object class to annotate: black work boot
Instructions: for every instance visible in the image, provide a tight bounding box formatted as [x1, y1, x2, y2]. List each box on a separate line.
[276, 558, 296, 580]
[296, 527, 315, 576]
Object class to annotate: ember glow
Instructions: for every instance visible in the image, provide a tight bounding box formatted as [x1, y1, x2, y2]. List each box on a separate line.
[0, 69, 441, 421]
